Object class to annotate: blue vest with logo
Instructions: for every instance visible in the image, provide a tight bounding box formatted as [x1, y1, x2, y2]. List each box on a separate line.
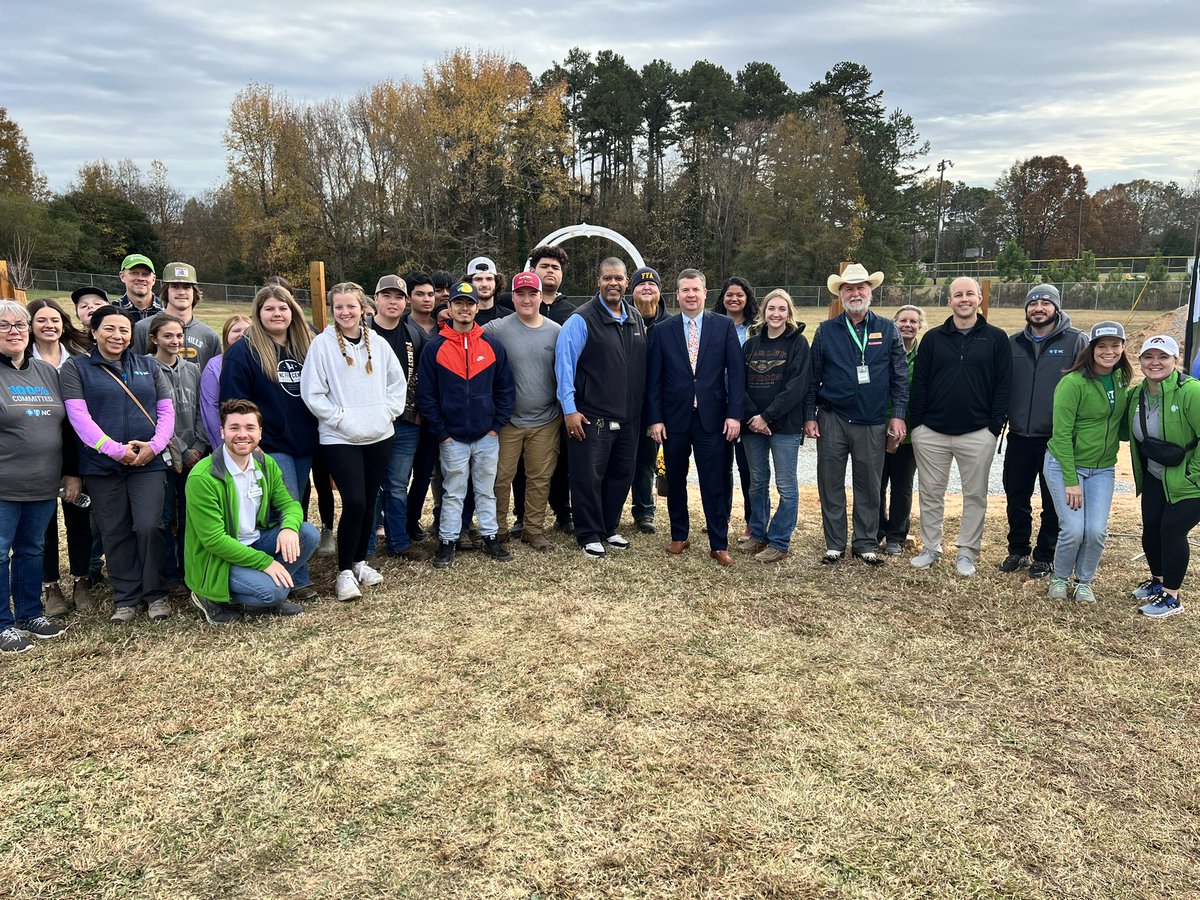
[72, 349, 167, 477]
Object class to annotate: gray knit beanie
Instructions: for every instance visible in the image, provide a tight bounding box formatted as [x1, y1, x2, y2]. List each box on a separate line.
[1025, 283, 1061, 313]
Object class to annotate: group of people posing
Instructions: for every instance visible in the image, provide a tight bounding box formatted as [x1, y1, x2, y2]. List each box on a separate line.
[1, 251, 1197, 653]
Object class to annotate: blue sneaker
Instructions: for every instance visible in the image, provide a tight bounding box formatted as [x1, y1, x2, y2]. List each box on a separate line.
[1140, 594, 1183, 619]
[1131, 579, 1163, 601]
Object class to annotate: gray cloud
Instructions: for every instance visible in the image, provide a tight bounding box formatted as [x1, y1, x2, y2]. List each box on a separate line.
[5, 0, 1198, 196]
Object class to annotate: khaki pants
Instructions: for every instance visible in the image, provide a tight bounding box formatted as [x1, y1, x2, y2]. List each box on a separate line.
[495, 417, 562, 536]
[911, 425, 997, 559]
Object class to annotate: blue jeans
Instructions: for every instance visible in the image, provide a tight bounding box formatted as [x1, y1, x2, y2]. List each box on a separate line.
[1044, 456, 1115, 584]
[269, 452, 313, 504]
[267, 452, 312, 585]
[743, 432, 803, 553]
[379, 421, 420, 554]
[438, 435, 500, 540]
[0, 498, 58, 629]
[228, 522, 320, 608]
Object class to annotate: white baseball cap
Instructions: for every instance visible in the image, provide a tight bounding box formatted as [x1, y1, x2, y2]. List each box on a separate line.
[1140, 334, 1180, 358]
[467, 256, 497, 276]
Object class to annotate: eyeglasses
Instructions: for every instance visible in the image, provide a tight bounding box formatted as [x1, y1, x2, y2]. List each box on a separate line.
[0, 321, 30, 333]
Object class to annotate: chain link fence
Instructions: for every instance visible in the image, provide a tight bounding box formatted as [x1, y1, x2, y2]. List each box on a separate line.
[631, 280, 1190, 312]
[25, 268, 1186, 313]
[26, 269, 311, 303]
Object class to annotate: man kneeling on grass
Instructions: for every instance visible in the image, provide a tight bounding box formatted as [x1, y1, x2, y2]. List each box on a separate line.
[185, 399, 319, 624]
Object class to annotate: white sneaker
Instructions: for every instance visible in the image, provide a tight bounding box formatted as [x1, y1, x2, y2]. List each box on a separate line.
[955, 553, 977, 577]
[335, 570, 362, 602]
[911, 549, 942, 569]
[605, 533, 630, 550]
[582, 542, 607, 559]
[352, 561, 384, 586]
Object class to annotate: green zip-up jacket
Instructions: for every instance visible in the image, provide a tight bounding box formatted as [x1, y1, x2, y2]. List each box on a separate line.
[1047, 370, 1130, 487]
[1127, 372, 1200, 502]
[183, 447, 302, 604]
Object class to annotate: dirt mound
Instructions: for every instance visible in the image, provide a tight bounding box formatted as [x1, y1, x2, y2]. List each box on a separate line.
[1127, 304, 1186, 359]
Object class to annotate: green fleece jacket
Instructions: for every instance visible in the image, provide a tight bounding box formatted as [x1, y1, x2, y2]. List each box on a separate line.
[1128, 372, 1200, 502]
[1047, 369, 1130, 487]
[183, 448, 302, 603]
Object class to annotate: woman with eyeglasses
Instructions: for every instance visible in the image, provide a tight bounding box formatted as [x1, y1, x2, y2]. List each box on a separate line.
[0, 301, 77, 653]
[59, 306, 175, 625]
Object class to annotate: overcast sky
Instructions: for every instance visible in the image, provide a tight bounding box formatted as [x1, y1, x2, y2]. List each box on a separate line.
[5, 0, 1198, 198]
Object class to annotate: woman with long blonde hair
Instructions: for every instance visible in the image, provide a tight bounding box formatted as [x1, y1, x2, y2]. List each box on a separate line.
[219, 284, 319, 600]
[301, 283, 405, 601]
[739, 289, 811, 563]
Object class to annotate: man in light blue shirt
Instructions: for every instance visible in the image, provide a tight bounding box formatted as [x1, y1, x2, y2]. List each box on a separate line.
[553, 258, 648, 558]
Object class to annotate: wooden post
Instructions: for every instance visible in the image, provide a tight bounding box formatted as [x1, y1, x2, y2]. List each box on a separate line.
[827, 260, 850, 319]
[0, 261, 15, 301]
[309, 261, 327, 331]
[981, 278, 991, 319]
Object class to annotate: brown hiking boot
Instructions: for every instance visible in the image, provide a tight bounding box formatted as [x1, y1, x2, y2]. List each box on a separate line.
[71, 578, 95, 614]
[43, 583, 69, 618]
[521, 532, 554, 552]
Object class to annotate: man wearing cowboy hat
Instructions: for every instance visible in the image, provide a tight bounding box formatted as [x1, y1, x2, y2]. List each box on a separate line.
[908, 276, 1012, 576]
[803, 264, 909, 566]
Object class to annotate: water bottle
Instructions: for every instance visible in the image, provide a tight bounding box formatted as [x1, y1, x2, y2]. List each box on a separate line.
[58, 487, 91, 508]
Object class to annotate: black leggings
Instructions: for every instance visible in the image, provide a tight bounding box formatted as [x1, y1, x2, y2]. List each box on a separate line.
[43, 499, 93, 581]
[1141, 472, 1200, 591]
[322, 439, 393, 571]
[302, 447, 336, 529]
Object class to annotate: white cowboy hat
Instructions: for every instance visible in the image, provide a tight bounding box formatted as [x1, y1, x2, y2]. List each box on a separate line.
[827, 263, 885, 296]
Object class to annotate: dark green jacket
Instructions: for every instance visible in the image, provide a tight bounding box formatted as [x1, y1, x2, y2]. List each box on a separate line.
[183, 448, 301, 603]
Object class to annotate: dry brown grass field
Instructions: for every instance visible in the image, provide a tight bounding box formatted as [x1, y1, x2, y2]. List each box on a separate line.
[5, 298, 1196, 897]
[5, 487, 1199, 898]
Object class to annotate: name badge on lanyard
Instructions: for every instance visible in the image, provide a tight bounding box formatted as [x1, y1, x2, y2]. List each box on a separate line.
[846, 317, 870, 384]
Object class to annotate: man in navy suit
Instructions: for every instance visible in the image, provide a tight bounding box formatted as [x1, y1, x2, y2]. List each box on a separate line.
[647, 269, 746, 566]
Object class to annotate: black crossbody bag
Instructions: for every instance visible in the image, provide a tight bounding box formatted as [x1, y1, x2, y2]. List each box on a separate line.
[1137, 375, 1198, 468]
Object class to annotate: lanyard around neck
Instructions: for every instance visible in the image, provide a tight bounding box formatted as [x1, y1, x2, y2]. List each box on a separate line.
[844, 315, 868, 363]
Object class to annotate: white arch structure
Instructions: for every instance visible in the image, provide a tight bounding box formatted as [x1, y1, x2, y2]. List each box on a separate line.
[524, 223, 645, 271]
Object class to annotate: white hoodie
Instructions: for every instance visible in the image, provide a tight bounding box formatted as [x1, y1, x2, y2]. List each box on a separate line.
[300, 325, 406, 445]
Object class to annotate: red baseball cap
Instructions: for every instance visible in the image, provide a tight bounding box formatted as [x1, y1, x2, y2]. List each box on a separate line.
[511, 272, 542, 292]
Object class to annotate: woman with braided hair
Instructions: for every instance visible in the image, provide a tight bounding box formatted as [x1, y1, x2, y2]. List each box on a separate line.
[301, 283, 406, 601]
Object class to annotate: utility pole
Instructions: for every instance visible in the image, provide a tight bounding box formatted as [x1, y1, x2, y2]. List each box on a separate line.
[1076, 193, 1084, 260]
[932, 158, 954, 282]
